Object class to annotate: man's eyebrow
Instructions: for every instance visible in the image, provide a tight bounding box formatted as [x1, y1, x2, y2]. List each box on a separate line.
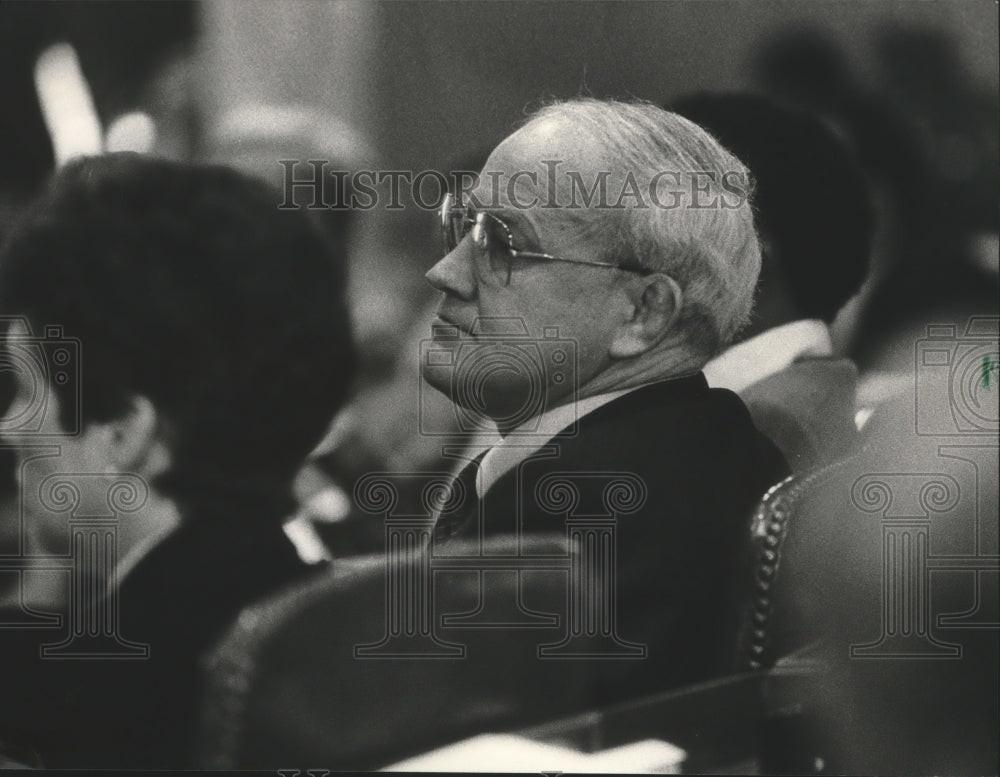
[480, 207, 542, 248]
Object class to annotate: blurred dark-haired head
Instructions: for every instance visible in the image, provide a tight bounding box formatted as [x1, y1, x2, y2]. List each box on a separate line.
[752, 28, 851, 107]
[672, 92, 875, 332]
[0, 153, 356, 524]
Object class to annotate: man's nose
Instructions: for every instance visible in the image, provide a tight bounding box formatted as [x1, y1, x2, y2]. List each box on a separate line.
[425, 240, 476, 300]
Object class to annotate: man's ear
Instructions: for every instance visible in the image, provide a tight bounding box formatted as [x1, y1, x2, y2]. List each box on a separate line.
[609, 273, 683, 359]
[105, 396, 171, 477]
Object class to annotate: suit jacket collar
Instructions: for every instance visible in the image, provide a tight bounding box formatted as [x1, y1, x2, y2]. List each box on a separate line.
[477, 373, 709, 498]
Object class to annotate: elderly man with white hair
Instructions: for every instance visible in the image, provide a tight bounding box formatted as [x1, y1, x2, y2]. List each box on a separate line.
[421, 98, 789, 695]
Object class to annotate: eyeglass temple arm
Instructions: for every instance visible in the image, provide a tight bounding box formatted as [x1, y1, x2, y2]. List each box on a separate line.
[508, 247, 633, 270]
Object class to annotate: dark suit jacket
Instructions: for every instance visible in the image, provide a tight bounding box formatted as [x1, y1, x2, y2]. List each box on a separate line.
[446, 373, 789, 700]
[2, 517, 317, 769]
[740, 357, 859, 472]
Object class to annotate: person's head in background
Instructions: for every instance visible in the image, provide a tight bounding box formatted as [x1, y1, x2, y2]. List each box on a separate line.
[0, 153, 355, 565]
[671, 93, 875, 343]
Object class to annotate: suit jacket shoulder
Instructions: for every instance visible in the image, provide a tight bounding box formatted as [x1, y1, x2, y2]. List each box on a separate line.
[34, 518, 318, 768]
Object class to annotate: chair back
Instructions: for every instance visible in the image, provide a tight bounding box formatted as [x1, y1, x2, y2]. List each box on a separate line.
[198, 535, 604, 769]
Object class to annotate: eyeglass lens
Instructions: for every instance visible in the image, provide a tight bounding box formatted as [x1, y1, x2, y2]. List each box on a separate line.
[440, 197, 514, 285]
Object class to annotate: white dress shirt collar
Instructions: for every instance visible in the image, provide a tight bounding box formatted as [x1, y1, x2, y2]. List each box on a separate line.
[474, 385, 642, 498]
[702, 319, 833, 394]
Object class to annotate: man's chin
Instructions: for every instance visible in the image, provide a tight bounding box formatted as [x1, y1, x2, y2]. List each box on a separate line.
[424, 371, 546, 425]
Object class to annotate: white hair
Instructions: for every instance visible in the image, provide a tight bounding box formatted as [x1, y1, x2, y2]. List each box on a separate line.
[525, 98, 761, 357]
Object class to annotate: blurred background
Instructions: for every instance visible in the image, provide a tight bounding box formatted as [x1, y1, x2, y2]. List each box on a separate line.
[1, 0, 997, 542]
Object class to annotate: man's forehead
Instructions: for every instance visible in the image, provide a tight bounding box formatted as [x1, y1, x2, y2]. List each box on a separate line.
[470, 117, 611, 211]
[484, 117, 607, 175]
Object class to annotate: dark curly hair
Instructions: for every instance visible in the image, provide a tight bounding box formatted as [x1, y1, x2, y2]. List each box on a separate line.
[0, 153, 356, 524]
[672, 93, 874, 323]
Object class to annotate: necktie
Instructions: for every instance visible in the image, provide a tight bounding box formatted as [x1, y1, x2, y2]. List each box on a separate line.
[433, 452, 486, 543]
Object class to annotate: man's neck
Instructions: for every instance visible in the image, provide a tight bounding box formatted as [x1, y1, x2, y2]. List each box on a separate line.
[494, 341, 704, 437]
[577, 340, 705, 401]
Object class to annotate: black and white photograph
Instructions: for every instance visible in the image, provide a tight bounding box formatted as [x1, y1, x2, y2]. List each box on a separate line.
[0, 1, 997, 773]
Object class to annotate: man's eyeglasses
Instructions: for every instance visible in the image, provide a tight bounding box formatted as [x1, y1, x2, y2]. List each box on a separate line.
[439, 192, 652, 287]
